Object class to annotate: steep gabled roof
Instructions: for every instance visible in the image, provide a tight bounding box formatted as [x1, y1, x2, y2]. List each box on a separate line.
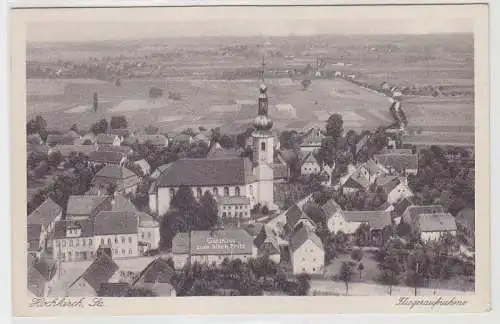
[253, 225, 280, 255]
[94, 211, 138, 236]
[27, 198, 62, 226]
[321, 198, 342, 220]
[88, 150, 124, 164]
[134, 258, 175, 285]
[417, 213, 457, 232]
[66, 195, 110, 217]
[404, 205, 445, 222]
[94, 165, 137, 180]
[301, 152, 319, 166]
[157, 158, 255, 187]
[289, 223, 324, 253]
[111, 194, 139, 213]
[342, 211, 392, 230]
[374, 153, 418, 172]
[150, 163, 173, 179]
[73, 254, 119, 293]
[285, 204, 307, 230]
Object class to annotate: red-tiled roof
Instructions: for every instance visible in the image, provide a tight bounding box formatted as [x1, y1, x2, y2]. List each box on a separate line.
[88, 150, 124, 164]
[94, 211, 138, 236]
[321, 198, 342, 220]
[66, 195, 110, 218]
[75, 254, 119, 293]
[289, 223, 323, 253]
[374, 153, 418, 172]
[417, 213, 457, 232]
[157, 158, 255, 187]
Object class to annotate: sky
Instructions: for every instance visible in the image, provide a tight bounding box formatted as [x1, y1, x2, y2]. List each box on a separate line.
[23, 6, 476, 43]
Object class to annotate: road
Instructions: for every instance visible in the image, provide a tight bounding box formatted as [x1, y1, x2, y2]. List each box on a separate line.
[309, 279, 474, 296]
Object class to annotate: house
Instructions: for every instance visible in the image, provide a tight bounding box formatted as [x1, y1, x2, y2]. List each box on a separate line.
[414, 213, 457, 242]
[285, 204, 316, 233]
[27, 198, 62, 249]
[74, 132, 97, 145]
[110, 128, 130, 141]
[27, 224, 43, 258]
[374, 153, 418, 176]
[46, 134, 75, 146]
[150, 163, 173, 180]
[193, 133, 211, 147]
[172, 133, 193, 145]
[27, 255, 57, 297]
[97, 145, 134, 156]
[342, 160, 387, 192]
[391, 197, 415, 224]
[340, 211, 392, 237]
[375, 176, 413, 204]
[253, 225, 281, 263]
[134, 159, 151, 176]
[50, 145, 96, 158]
[132, 258, 176, 296]
[171, 229, 256, 269]
[402, 205, 445, 225]
[88, 150, 127, 166]
[320, 163, 334, 187]
[217, 196, 252, 222]
[52, 219, 96, 262]
[135, 134, 169, 148]
[93, 211, 140, 259]
[66, 195, 112, 220]
[299, 128, 325, 153]
[66, 253, 119, 297]
[300, 152, 321, 176]
[96, 134, 121, 147]
[320, 198, 343, 233]
[91, 165, 141, 195]
[456, 208, 474, 248]
[137, 212, 161, 252]
[289, 223, 325, 275]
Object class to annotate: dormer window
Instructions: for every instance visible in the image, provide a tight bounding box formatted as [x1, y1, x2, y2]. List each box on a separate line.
[261, 142, 266, 151]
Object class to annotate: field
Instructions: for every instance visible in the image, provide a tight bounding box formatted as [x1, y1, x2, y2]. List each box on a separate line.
[26, 34, 475, 141]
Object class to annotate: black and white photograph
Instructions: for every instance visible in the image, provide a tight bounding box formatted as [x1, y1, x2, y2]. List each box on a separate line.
[10, 3, 490, 315]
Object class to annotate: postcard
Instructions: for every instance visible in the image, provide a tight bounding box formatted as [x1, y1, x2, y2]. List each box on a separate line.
[10, 2, 490, 316]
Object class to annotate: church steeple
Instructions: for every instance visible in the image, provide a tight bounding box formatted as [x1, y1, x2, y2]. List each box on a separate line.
[254, 56, 273, 131]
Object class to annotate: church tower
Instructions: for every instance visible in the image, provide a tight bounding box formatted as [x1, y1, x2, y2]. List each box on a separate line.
[251, 57, 275, 209]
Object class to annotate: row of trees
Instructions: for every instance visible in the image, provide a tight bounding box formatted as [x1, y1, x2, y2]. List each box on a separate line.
[171, 256, 311, 296]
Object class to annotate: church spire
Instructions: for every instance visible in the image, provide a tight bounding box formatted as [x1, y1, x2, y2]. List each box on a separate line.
[254, 56, 273, 131]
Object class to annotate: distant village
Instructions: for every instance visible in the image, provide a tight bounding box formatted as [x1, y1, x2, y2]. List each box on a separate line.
[26, 72, 475, 298]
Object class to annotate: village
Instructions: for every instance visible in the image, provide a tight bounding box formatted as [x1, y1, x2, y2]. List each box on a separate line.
[26, 59, 476, 298]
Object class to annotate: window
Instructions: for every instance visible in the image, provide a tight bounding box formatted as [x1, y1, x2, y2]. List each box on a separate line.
[141, 232, 145, 239]
[223, 212, 227, 218]
[114, 249, 119, 255]
[224, 187, 230, 196]
[129, 249, 133, 255]
[100, 238, 104, 245]
[313, 258, 316, 262]
[90, 251, 94, 256]
[62, 252, 66, 261]
[62, 240, 66, 247]
[301, 258, 305, 261]
[261, 142, 266, 151]
[235, 187, 241, 196]
[240, 212, 243, 217]
[69, 240, 73, 247]
[122, 237, 126, 244]
[147, 232, 151, 239]
[169, 189, 175, 199]
[57, 242, 61, 248]
[82, 239, 86, 246]
[76, 239, 80, 246]
[107, 238, 112, 245]
[228, 212, 231, 217]
[197, 187, 202, 197]
[68, 252, 72, 259]
[115, 236, 118, 244]
[212, 187, 218, 196]
[128, 237, 133, 243]
[122, 249, 125, 255]
[313, 268, 316, 272]
[249, 185, 253, 194]
[302, 267, 306, 272]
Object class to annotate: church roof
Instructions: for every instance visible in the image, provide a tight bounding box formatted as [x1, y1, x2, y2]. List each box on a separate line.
[157, 157, 255, 187]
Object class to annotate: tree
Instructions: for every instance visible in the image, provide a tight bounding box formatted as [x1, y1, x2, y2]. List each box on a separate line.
[317, 136, 337, 167]
[93, 92, 99, 112]
[378, 255, 402, 295]
[301, 79, 312, 90]
[110, 115, 128, 129]
[196, 191, 219, 230]
[354, 223, 371, 246]
[105, 183, 117, 196]
[47, 151, 63, 168]
[296, 273, 311, 295]
[357, 262, 365, 279]
[351, 249, 364, 262]
[338, 261, 355, 296]
[144, 125, 159, 135]
[220, 135, 234, 149]
[171, 185, 199, 231]
[279, 130, 297, 150]
[325, 113, 343, 140]
[27, 115, 47, 135]
[90, 119, 108, 135]
[405, 250, 431, 296]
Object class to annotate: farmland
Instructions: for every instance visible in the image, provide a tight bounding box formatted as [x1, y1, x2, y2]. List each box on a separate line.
[26, 34, 475, 141]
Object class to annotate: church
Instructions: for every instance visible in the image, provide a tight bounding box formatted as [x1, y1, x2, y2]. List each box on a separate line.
[149, 83, 276, 218]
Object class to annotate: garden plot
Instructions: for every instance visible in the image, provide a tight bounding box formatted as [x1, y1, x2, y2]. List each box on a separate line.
[110, 99, 168, 112]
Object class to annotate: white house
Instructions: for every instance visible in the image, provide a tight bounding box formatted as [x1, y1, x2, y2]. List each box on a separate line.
[27, 198, 63, 250]
[289, 224, 325, 275]
[137, 212, 161, 252]
[415, 213, 457, 242]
